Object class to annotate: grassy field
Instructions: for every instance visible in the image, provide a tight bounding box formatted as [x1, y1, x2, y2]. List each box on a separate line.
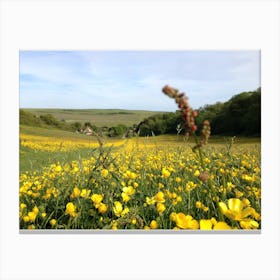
[23, 108, 166, 127]
[19, 125, 261, 230]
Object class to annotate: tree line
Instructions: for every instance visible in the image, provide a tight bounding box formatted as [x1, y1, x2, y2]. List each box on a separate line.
[137, 88, 261, 136]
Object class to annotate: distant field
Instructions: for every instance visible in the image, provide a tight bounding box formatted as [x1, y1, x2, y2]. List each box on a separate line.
[23, 108, 166, 127]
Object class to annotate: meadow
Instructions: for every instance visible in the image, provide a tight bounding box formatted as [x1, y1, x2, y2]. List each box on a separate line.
[19, 125, 261, 231]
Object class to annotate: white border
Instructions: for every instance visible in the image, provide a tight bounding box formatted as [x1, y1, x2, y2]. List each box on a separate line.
[1, 1, 279, 280]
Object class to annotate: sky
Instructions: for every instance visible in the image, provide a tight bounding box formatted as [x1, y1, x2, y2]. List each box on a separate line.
[19, 50, 260, 112]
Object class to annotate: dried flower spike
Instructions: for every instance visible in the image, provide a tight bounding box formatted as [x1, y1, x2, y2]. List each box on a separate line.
[162, 85, 198, 135]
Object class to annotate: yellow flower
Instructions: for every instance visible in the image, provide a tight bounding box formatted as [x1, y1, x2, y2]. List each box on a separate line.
[173, 213, 199, 229]
[72, 166, 79, 173]
[218, 198, 255, 221]
[242, 198, 251, 207]
[202, 206, 209, 212]
[125, 170, 137, 179]
[23, 215, 30, 222]
[32, 206, 39, 214]
[242, 174, 255, 183]
[176, 196, 182, 203]
[235, 190, 244, 198]
[98, 203, 108, 214]
[112, 221, 118, 230]
[101, 169, 109, 177]
[146, 196, 156, 205]
[80, 188, 91, 198]
[55, 165, 62, 172]
[162, 168, 170, 178]
[154, 191, 165, 203]
[199, 219, 212, 230]
[169, 212, 177, 222]
[28, 211, 37, 222]
[65, 202, 77, 217]
[122, 186, 135, 195]
[195, 201, 202, 209]
[199, 219, 231, 230]
[20, 203, 27, 210]
[121, 192, 130, 203]
[210, 217, 217, 225]
[122, 207, 130, 216]
[113, 201, 123, 217]
[240, 219, 259, 229]
[50, 219, 57, 226]
[194, 170, 200, 177]
[213, 222, 231, 230]
[156, 203, 166, 214]
[91, 194, 104, 208]
[175, 177, 182, 183]
[131, 219, 137, 225]
[70, 187, 81, 199]
[41, 212, 47, 218]
[150, 220, 158, 229]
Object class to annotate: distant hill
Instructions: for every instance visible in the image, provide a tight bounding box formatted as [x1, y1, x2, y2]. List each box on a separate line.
[21, 108, 166, 128]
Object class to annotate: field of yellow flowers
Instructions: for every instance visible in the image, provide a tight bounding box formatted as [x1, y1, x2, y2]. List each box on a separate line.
[19, 133, 261, 230]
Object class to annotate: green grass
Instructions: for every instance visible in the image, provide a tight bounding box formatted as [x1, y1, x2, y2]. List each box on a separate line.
[22, 108, 166, 127]
[20, 125, 93, 139]
[20, 146, 95, 173]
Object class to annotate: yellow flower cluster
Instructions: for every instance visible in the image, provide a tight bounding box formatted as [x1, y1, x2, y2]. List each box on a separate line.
[19, 135, 261, 230]
[20, 133, 126, 152]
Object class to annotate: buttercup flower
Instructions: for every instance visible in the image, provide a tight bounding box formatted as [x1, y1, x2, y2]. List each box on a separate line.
[98, 203, 108, 214]
[218, 198, 256, 221]
[91, 194, 104, 208]
[162, 168, 171, 178]
[199, 219, 212, 230]
[113, 201, 129, 217]
[101, 169, 109, 177]
[70, 187, 81, 199]
[28, 211, 37, 222]
[65, 202, 77, 217]
[150, 220, 158, 229]
[156, 203, 166, 214]
[239, 219, 259, 229]
[154, 191, 165, 203]
[50, 219, 57, 226]
[172, 213, 199, 229]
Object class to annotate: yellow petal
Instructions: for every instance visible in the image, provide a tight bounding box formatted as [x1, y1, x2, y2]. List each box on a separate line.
[218, 202, 228, 214]
[213, 222, 231, 230]
[228, 198, 243, 213]
[239, 207, 255, 220]
[189, 219, 199, 230]
[176, 213, 188, 229]
[200, 219, 213, 230]
[240, 219, 259, 229]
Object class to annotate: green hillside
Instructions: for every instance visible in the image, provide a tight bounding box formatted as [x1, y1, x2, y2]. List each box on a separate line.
[22, 108, 165, 127]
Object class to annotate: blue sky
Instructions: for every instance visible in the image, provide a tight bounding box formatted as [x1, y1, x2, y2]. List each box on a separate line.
[19, 50, 260, 111]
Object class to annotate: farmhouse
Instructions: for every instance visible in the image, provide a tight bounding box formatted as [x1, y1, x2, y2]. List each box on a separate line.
[83, 126, 93, 135]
